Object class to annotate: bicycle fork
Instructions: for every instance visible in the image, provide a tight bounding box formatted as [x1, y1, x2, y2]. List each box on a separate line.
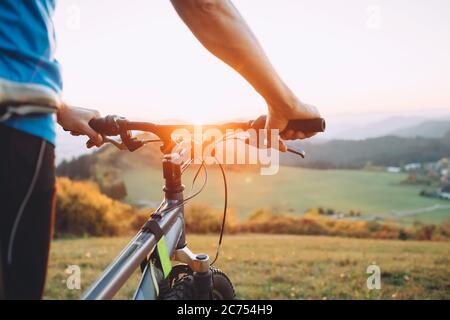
[173, 246, 212, 299]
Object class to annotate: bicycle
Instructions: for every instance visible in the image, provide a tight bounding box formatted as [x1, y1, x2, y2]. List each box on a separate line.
[81, 114, 325, 300]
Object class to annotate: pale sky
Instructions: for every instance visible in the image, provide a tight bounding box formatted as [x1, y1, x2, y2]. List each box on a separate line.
[53, 0, 450, 123]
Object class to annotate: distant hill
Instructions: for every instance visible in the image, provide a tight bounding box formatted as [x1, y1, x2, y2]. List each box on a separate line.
[56, 135, 163, 199]
[329, 116, 427, 140]
[55, 126, 95, 164]
[390, 120, 450, 138]
[282, 130, 450, 169]
[329, 116, 450, 140]
[57, 135, 162, 178]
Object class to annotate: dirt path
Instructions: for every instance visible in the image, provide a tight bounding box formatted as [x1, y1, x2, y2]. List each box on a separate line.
[388, 204, 450, 217]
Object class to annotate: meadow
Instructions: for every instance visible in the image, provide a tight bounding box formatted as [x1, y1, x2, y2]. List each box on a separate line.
[123, 166, 450, 224]
[44, 234, 450, 300]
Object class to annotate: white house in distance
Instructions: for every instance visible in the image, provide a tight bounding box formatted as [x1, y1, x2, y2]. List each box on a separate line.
[387, 167, 401, 173]
[404, 163, 421, 171]
[439, 186, 450, 200]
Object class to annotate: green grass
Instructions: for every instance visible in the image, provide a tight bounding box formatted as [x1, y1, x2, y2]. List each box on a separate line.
[44, 235, 450, 300]
[122, 166, 450, 224]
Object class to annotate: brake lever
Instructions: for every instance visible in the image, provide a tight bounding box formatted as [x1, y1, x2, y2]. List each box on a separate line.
[240, 135, 306, 159]
[103, 136, 128, 150]
[286, 147, 305, 158]
[92, 136, 161, 151]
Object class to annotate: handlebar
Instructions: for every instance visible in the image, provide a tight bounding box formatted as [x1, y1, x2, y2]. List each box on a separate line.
[88, 114, 325, 153]
[89, 115, 325, 136]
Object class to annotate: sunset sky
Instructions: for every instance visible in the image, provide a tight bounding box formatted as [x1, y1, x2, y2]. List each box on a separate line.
[53, 0, 450, 123]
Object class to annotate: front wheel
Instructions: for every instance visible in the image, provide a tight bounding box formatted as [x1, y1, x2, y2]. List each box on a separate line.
[210, 267, 235, 300]
[159, 266, 235, 300]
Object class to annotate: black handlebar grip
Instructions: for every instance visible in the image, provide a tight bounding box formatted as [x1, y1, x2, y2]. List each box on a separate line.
[284, 118, 326, 133]
[88, 115, 122, 136]
[250, 115, 326, 133]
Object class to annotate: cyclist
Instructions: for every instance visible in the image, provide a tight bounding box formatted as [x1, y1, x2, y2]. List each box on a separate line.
[0, 0, 320, 299]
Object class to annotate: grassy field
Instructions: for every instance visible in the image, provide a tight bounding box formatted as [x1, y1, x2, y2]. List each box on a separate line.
[122, 166, 450, 224]
[44, 235, 450, 300]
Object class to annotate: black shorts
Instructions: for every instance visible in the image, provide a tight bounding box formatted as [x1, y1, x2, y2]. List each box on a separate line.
[0, 124, 55, 299]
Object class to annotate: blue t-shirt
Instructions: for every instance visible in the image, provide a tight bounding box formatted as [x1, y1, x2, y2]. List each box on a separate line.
[0, 0, 61, 145]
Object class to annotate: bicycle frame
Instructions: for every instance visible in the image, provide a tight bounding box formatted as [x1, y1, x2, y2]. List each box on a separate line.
[82, 154, 211, 300]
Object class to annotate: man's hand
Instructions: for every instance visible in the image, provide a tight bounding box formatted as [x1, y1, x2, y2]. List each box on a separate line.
[264, 95, 320, 152]
[266, 98, 320, 140]
[57, 104, 103, 148]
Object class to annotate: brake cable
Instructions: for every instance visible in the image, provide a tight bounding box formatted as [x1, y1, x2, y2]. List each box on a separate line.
[204, 134, 242, 265]
[210, 157, 228, 265]
[181, 159, 193, 174]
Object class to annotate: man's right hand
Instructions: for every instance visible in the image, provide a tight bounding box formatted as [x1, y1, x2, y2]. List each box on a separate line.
[266, 98, 321, 141]
[57, 104, 103, 148]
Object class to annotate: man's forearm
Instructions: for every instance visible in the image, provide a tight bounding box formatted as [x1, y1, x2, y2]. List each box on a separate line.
[171, 0, 296, 110]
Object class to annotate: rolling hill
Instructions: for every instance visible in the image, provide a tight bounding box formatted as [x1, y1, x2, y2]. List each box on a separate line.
[391, 120, 450, 138]
[282, 131, 450, 168]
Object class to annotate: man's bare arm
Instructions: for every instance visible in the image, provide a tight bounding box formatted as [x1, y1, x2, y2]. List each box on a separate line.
[171, 0, 319, 140]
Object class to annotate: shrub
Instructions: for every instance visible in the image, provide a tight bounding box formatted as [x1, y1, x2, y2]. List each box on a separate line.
[102, 180, 128, 200]
[55, 177, 133, 237]
[414, 224, 436, 240]
[248, 208, 275, 222]
[184, 204, 237, 234]
[237, 208, 450, 241]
